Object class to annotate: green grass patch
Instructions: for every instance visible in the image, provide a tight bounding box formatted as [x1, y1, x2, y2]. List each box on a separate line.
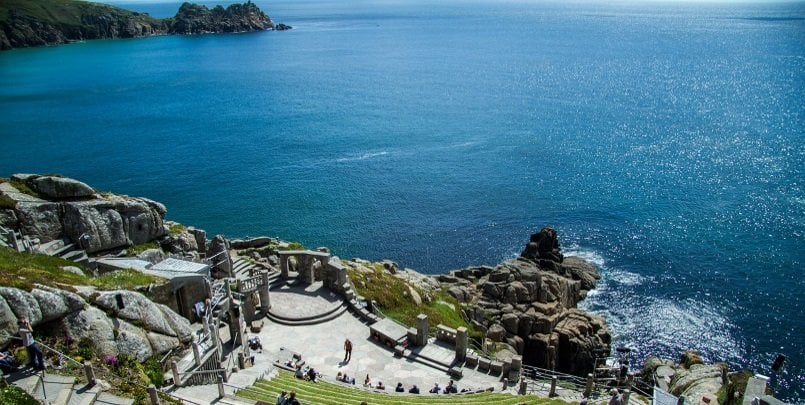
[238, 369, 565, 405]
[0, 246, 166, 291]
[347, 264, 474, 334]
[127, 241, 160, 256]
[0, 385, 39, 405]
[717, 369, 753, 405]
[0, 177, 40, 198]
[167, 223, 186, 236]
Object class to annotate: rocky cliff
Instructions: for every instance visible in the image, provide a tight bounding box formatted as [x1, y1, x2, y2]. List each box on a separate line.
[0, 174, 167, 253]
[438, 228, 610, 375]
[0, 0, 286, 51]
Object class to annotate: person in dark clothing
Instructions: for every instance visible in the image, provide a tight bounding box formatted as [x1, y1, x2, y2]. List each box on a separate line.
[408, 384, 420, 394]
[395, 382, 405, 392]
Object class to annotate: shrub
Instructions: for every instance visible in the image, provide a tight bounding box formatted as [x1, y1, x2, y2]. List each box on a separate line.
[0, 386, 39, 405]
[142, 357, 165, 387]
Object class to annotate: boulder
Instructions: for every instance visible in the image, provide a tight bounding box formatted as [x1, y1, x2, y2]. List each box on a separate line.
[0, 287, 43, 325]
[157, 303, 193, 343]
[501, 312, 519, 335]
[60, 266, 85, 276]
[487, 323, 506, 342]
[31, 285, 85, 323]
[147, 332, 181, 355]
[115, 319, 154, 362]
[670, 364, 725, 403]
[60, 306, 117, 358]
[62, 196, 166, 253]
[160, 228, 198, 253]
[94, 291, 175, 337]
[209, 235, 232, 277]
[26, 175, 95, 199]
[0, 296, 19, 347]
[0, 209, 19, 229]
[14, 202, 62, 242]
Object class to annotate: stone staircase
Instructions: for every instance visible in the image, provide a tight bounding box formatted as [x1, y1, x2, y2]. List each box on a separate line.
[37, 238, 92, 266]
[231, 257, 280, 282]
[9, 371, 133, 405]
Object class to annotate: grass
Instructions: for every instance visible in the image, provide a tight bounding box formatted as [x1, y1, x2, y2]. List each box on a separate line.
[347, 263, 475, 335]
[0, 246, 166, 291]
[167, 223, 186, 236]
[717, 369, 753, 405]
[0, 177, 39, 198]
[238, 369, 568, 405]
[127, 241, 160, 256]
[0, 0, 159, 27]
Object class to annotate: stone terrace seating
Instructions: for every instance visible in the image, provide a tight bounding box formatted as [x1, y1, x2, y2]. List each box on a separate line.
[236, 369, 556, 405]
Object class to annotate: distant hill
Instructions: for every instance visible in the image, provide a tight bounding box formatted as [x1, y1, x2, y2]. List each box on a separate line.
[0, 0, 286, 51]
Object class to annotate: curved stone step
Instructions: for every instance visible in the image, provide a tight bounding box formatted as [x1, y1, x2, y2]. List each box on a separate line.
[266, 303, 348, 326]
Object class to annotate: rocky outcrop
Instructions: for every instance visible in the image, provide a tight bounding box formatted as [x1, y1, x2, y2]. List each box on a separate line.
[0, 285, 190, 359]
[438, 232, 610, 376]
[640, 353, 727, 405]
[209, 235, 233, 277]
[169, 2, 274, 34]
[1, 174, 167, 251]
[1, 0, 289, 51]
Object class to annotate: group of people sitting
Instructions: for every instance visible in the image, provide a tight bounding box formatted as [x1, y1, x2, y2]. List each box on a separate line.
[429, 379, 461, 394]
[294, 364, 321, 382]
[275, 390, 300, 405]
[357, 375, 463, 395]
[335, 371, 356, 384]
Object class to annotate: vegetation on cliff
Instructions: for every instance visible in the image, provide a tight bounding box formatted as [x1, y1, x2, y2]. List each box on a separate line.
[0, 246, 165, 291]
[0, 0, 285, 50]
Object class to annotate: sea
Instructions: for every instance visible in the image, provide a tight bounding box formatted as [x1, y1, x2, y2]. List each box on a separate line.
[0, 0, 803, 401]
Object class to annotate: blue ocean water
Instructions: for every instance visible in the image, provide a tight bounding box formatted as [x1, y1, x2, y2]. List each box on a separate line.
[1, 0, 803, 400]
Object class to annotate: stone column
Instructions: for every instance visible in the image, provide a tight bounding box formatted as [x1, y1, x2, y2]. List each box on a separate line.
[192, 342, 201, 366]
[416, 314, 429, 346]
[511, 355, 522, 374]
[300, 255, 315, 284]
[148, 384, 161, 405]
[583, 373, 593, 398]
[238, 311, 249, 356]
[171, 361, 181, 388]
[622, 389, 631, 405]
[456, 326, 468, 361]
[259, 270, 271, 312]
[242, 294, 256, 324]
[549, 376, 557, 397]
[84, 362, 96, 386]
[280, 255, 289, 279]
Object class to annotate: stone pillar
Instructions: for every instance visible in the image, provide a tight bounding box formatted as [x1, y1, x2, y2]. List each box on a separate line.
[217, 376, 225, 398]
[511, 355, 522, 374]
[549, 376, 557, 397]
[416, 314, 429, 346]
[84, 362, 96, 386]
[171, 361, 181, 388]
[242, 294, 256, 324]
[238, 312, 249, 356]
[300, 255, 315, 284]
[583, 373, 593, 398]
[237, 353, 246, 369]
[518, 379, 527, 395]
[202, 317, 210, 341]
[148, 384, 161, 405]
[456, 326, 468, 361]
[623, 389, 631, 405]
[228, 303, 239, 343]
[192, 343, 201, 366]
[280, 255, 289, 279]
[336, 267, 347, 287]
[259, 271, 271, 312]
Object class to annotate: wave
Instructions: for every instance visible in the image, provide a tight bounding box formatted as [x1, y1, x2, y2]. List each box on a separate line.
[335, 151, 390, 163]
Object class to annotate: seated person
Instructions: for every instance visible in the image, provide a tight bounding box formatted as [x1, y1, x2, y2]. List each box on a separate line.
[307, 367, 318, 382]
[395, 382, 405, 392]
[364, 374, 372, 387]
[336, 371, 343, 381]
[409, 384, 420, 394]
[429, 383, 441, 394]
[295, 365, 305, 379]
[445, 379, 457, 394]
[247, 336, 262, 352]
[343, 373, 355, 384]
[0, 351, 18, 374]
[375, 381, 385, 390]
